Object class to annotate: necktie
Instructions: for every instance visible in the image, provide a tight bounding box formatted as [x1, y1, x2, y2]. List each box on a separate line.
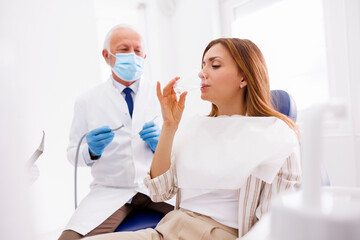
[123, 87, 133, 117]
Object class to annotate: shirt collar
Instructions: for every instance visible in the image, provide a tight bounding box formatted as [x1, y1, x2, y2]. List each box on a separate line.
[110, 75, 140, 95]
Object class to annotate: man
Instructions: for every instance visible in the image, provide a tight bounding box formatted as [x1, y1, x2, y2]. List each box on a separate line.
[59, 25, 173, 240]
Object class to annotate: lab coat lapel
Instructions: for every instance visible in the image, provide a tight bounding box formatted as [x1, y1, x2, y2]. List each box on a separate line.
[132, 77, 159, 135]
[105, 78, 129, 116]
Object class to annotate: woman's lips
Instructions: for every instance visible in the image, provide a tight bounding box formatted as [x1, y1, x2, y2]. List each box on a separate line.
[201, 83, 210, 90]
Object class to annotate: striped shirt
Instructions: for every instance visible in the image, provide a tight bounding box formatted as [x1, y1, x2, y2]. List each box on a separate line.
[144, 149, 301, 238]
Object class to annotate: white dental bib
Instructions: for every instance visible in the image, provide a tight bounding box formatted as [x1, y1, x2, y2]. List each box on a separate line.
[172, 115, 298, 191]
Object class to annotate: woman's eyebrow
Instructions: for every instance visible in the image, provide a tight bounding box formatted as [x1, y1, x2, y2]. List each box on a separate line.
[208, 56, 224, 61]
[203, 56, 224, 65]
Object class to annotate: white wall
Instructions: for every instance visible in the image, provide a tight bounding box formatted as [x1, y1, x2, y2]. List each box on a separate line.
[1, 0, 101, 238]
[0, 2, 37, 237]
[145, 0, 222, 117]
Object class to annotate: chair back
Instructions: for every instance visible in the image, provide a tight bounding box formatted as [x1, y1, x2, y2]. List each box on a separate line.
[271, 90, 330, 186]
[271, 89, 297, 122]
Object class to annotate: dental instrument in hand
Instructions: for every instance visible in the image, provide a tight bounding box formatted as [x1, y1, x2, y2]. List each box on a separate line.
[110, 125, 124, 131]
[27, 131, 45, 166]
[139, 115, 159, 134]
[74, 124, 124, 209]
[26, 131, 45, 184]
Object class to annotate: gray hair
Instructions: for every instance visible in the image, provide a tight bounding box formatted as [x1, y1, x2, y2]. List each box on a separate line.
[103, 24, 140, 51]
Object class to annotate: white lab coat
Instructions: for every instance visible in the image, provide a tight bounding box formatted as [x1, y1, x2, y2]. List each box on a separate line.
[65, 77, 161, 235]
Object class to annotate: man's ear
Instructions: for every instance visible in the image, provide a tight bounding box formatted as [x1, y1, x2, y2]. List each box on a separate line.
[102, 49, 110, 65]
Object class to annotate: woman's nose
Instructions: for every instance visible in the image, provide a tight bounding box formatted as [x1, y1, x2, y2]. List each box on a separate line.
[198, 71, 207, 80]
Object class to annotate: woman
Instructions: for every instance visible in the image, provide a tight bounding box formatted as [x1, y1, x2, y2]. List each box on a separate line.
[85, 38, 301, 240]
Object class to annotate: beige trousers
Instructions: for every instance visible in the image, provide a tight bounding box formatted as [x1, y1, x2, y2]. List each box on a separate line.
[58, 193, 174, 240]
[84, 208, 238, 240]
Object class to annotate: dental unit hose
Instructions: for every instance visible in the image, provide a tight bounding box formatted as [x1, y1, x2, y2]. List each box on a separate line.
[74, 124, 124, 209]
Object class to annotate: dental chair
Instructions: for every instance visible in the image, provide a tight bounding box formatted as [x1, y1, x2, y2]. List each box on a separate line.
[270, 90, 331, 186]
[271, 89, 297, 122]
[114, 89, 330, 233]
[114, 208, 165, 232]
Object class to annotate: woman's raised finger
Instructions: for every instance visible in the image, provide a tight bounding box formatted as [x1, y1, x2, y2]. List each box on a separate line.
[163, 77, 180, 96]
[156, 81, 162, 101]
[178, 91, 188, 109]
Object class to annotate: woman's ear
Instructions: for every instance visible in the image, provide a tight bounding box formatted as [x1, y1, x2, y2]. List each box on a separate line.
[240, 79, 247, 89]
[239, 73, 247, 89]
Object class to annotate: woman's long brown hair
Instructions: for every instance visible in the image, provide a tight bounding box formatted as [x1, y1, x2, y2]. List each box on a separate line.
[202, 38, 298, 133]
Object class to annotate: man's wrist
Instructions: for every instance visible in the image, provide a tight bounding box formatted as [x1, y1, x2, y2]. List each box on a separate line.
[89, 150, 101, 160]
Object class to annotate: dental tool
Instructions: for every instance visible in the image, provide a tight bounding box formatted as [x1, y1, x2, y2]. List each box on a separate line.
[27, 131, 45, 166]
[111, 125, 124, 132]
[138, 115, 160, 134]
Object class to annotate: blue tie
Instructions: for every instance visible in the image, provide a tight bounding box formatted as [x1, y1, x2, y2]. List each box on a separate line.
[123, 87, 133, 118]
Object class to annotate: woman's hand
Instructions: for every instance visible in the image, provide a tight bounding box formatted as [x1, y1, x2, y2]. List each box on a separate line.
[156, 77, 188, 129]
[151, 77, 187, 178]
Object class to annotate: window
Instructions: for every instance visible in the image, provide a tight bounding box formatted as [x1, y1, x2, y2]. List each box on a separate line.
[230, 0, 329, 110]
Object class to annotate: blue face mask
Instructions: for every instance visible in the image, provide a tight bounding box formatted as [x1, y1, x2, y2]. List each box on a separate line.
[109, 52, 144, 82]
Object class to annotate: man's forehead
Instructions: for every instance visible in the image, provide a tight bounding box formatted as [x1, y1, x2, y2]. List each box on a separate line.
[110, 28, 143, 47]
[113, 40, 142, 47]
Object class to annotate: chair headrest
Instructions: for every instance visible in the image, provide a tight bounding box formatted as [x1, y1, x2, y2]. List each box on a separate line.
[271, 90, 297, 122]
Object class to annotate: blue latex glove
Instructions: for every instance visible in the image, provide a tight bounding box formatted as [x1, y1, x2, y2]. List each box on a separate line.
[139, 121, 161, 152]
[86, 126, 115, 157]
